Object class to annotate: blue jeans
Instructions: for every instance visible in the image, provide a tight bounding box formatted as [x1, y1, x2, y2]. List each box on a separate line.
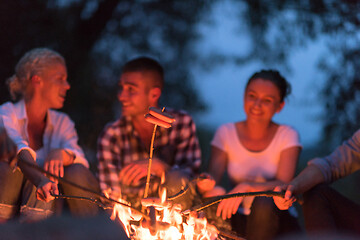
[0, 162, 100, 222]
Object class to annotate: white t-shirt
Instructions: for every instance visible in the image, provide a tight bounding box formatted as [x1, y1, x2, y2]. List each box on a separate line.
[212, 123, 301, 184]
[211, 123, 302, 214]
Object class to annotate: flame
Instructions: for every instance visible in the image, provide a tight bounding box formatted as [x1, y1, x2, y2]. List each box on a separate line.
[111, 190, 218, 240]
[160, 187, 167, 204]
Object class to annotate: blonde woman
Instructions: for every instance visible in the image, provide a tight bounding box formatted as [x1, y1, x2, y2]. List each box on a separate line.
[0, 48, 99, 223]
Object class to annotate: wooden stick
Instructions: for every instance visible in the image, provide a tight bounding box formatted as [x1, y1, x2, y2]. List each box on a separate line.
[218, 230, 247, 240]
[143, 124, 157, 200]
[18, 159, 149, 219]
[181, 191, 285, 214]
[143, 107, 165, 201]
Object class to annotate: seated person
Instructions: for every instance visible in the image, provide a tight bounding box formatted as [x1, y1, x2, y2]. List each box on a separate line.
[274, 129, 360, 237]
[97, 56, 202, 210]
[0, 48, 100, 223]
[198, 70, 302, 240]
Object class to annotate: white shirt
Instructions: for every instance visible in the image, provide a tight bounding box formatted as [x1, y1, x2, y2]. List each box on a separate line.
[211, 123, 301, 184]
[0, 100, 89, 168]
[211, 123, 301, 215]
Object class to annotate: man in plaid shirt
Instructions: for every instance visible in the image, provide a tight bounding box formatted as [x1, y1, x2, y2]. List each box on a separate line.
[97, 57, 201, 208]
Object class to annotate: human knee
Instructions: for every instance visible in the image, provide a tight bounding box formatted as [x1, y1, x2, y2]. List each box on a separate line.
[303, 184, 330, 208]
[0, 163, 24, 206]
[62, 164, 99, 193]
[19, 205, 54, 223]
[64, 164, 87, 181]
[0, 203, 18, 221]
[64, 164, 97, 185]
[251, 196, 277, 215]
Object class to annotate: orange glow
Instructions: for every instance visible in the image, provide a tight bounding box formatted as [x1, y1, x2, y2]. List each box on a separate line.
[110, 187, 218, 240]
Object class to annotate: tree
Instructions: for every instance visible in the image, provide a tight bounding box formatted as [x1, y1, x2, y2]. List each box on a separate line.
[226, 0, 360, 148]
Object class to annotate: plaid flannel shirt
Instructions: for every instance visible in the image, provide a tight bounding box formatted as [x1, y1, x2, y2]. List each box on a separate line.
[97, 109, 202, 199]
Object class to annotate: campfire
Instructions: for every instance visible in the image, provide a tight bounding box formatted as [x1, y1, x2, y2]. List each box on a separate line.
[108, 107, 219, 239]
[109, 184, 219, 240]
[17, 107, 284, 240]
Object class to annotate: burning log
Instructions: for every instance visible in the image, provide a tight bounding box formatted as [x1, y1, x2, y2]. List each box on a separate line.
[148, 206, 157, 235]
[141, 216, 171, 233]
[141, 197, 172, 209]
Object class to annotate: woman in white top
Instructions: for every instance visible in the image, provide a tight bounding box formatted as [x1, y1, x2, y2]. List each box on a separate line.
[198, 70, 302, 239]
[0, 48, 99, 223]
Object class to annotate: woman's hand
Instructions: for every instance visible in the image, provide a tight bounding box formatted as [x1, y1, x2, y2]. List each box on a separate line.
[196, 173, 216, 195]
[44, 149, 66, 184]
[273, 185, 296, 210]
[216, 183, 250, 220]
[36, 179, 59, 202]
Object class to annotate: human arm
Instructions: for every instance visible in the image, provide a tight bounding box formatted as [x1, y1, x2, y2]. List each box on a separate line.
[52, 113, 88, 168]
[273, 164, 325, 210]
[232, 146, 301, 192]
[274, 129, 360, 210]
[309, 129, 360, 182]
[217, 146, 301, 219]
[0, 108, 57, 201]
[44, 149, 76, 183]
[42, 113, 86, 182]
[196, 146, 227, 197]
[118, 157, 169, 186]
[17, 149, 58, 202]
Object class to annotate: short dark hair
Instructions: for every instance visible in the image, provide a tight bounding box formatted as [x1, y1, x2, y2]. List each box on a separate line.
[246, 70, 291, 102]
[122, 56, 164, 90]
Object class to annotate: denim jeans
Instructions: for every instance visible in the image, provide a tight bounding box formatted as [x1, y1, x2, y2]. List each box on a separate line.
[303, 184, 360, 236]
[0, 162, 100, 222]
[231, 196, 301, 240]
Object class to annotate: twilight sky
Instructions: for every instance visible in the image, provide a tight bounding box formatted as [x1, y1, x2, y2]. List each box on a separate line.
[191, 1, 327, 147]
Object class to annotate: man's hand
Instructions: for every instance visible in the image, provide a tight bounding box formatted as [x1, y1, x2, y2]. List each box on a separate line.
[119, 158, 168, 186]
[273, 185, 297, 210]
[44, 149, 66, 184]
[216, 183, 249, 220]
[36, 179, 59, 202]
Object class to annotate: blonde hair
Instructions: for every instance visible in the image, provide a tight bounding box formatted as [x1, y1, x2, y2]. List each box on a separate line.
[6, 48, 65, 101]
